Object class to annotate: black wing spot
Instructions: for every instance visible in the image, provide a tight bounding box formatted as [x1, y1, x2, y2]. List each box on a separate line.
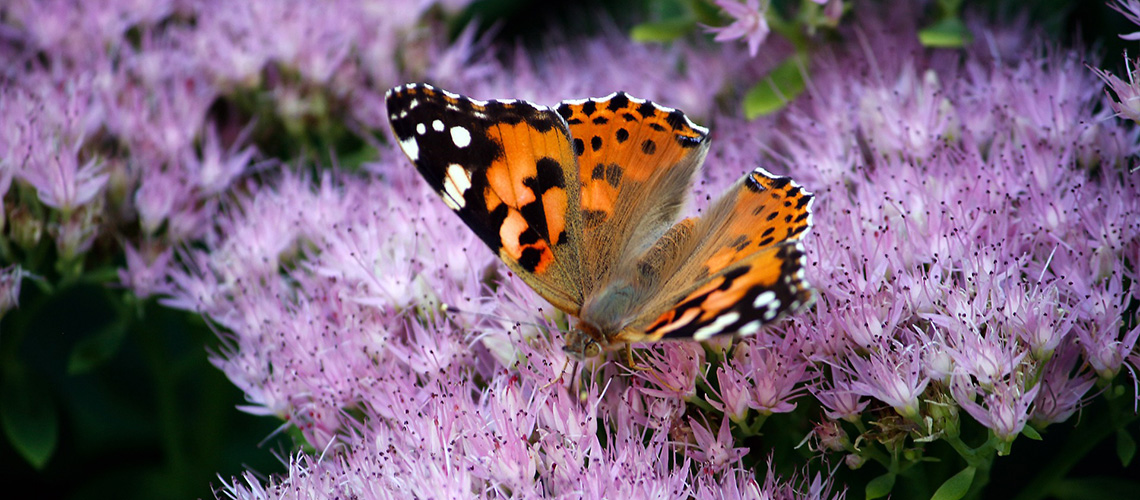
[592, 163, 606, 180]
[744, 176, 765, 192]
[583, 209, 607, 228]
[648, 123, 666, 132]
[573, 138, 585, 156]
[761, 227, 775, 237]
[616, 128, 629, 143]
[676, 134, 703, 148]
[581, 100, 597, 116]
[605, 163, 623, 187]
[555, 104, 573, 122]
[665, 110, 688, 131]
[622, 112, 637, 122]
[636, 102, 656, 118]
[766, 211, 779, 221]
[770, 176, 791, 189]
[518, 229, 541, 246]
[641, 139, 657, 155]
[534, 158, 566, 190]
[730, 235, 750, 250]
[592, 116, 609, 125]
[607, 93, 630, 111]
[591, 136, 603, 151]
[796, 195, 813, 209]
[518, 247, 544, 273]
[757, 236, 775, 247]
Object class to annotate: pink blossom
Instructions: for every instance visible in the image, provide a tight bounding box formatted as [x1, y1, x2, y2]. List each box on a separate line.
[686, 417, 747, 474]
[1091, 61, 1140, 123]
[709, 0, 771, 57]
[847, 341, 930, 419]
[1031, 341, 1097, 426]
[951, 374, 1041, 442]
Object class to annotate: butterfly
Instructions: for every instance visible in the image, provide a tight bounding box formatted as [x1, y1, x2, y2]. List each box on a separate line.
[385, 83, 814, 360]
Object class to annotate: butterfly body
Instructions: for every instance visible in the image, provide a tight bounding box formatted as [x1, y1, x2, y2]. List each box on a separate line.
[386, 83, 814, 360]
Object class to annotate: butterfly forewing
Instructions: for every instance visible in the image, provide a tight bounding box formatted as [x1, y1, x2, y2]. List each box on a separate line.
[386, 84, 585, 314]
[554, 93, 710, 288]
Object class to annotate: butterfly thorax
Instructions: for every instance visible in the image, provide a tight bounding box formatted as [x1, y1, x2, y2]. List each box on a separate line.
[563, 280, 647, 360]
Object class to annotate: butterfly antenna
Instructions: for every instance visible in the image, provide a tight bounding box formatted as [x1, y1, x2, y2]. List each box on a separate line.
[436, 302, 560, 332]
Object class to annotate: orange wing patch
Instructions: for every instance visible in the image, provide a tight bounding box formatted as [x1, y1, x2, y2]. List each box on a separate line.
[482, 120, 575, 275]
[698, 168, 814, 277]
[555, 93, 708, 223]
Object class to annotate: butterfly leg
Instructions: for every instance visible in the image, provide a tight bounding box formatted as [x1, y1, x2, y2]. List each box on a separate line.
[538, 357, 572, 391]
[623, 344, 654, 372]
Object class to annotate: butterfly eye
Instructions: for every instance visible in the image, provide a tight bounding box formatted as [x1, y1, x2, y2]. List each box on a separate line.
[562, 328, 601, 360]
[583, 340, 602, 359]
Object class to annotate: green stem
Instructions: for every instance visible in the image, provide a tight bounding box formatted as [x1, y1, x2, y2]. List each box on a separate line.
[688, 396, 718, 414]
[136, 318, 189, 491]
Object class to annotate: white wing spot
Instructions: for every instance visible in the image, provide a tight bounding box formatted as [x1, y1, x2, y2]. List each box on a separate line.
[451, 126, 472, 148]
[441, 191, 462, 211]
[409, 99, 419, 109]
[416, 123, 426, 135]
[442, 163, 472, 209]
[763, 307, 779, 321]
[693, 312, 740, 341]
[737, 320, 762, 336]
[432, 120, 445, 132]
[399, 137, 419, 161]
[753, 291, 777, 309]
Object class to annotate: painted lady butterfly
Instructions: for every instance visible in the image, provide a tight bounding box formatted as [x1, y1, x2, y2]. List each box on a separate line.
[386, 83, 814, 360]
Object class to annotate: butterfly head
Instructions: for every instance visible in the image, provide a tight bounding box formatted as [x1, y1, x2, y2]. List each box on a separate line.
[562, 323, 606, 360]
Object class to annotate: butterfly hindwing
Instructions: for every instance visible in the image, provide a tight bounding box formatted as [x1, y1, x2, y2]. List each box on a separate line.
[624, 167, 815, 342]
[386, 83, 584, 314]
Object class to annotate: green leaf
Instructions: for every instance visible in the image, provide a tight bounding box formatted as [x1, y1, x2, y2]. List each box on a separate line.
[68, 322, 128, 374]
[918, 18, 972, 48]
[743, 55, 806, 119]
[865, 472, 896, 500]
[1021, 424, 1043, 440]
[0, 368, 59, 469]
[631, 18, 695, 43]
[1117, 429, 1136, 467]
[930, 466, 976, 500]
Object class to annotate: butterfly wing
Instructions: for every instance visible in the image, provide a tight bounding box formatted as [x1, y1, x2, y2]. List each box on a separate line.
[386, 83, 585, 314]
[554, 93, 710, 289]
[621, 167, 815, 342]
